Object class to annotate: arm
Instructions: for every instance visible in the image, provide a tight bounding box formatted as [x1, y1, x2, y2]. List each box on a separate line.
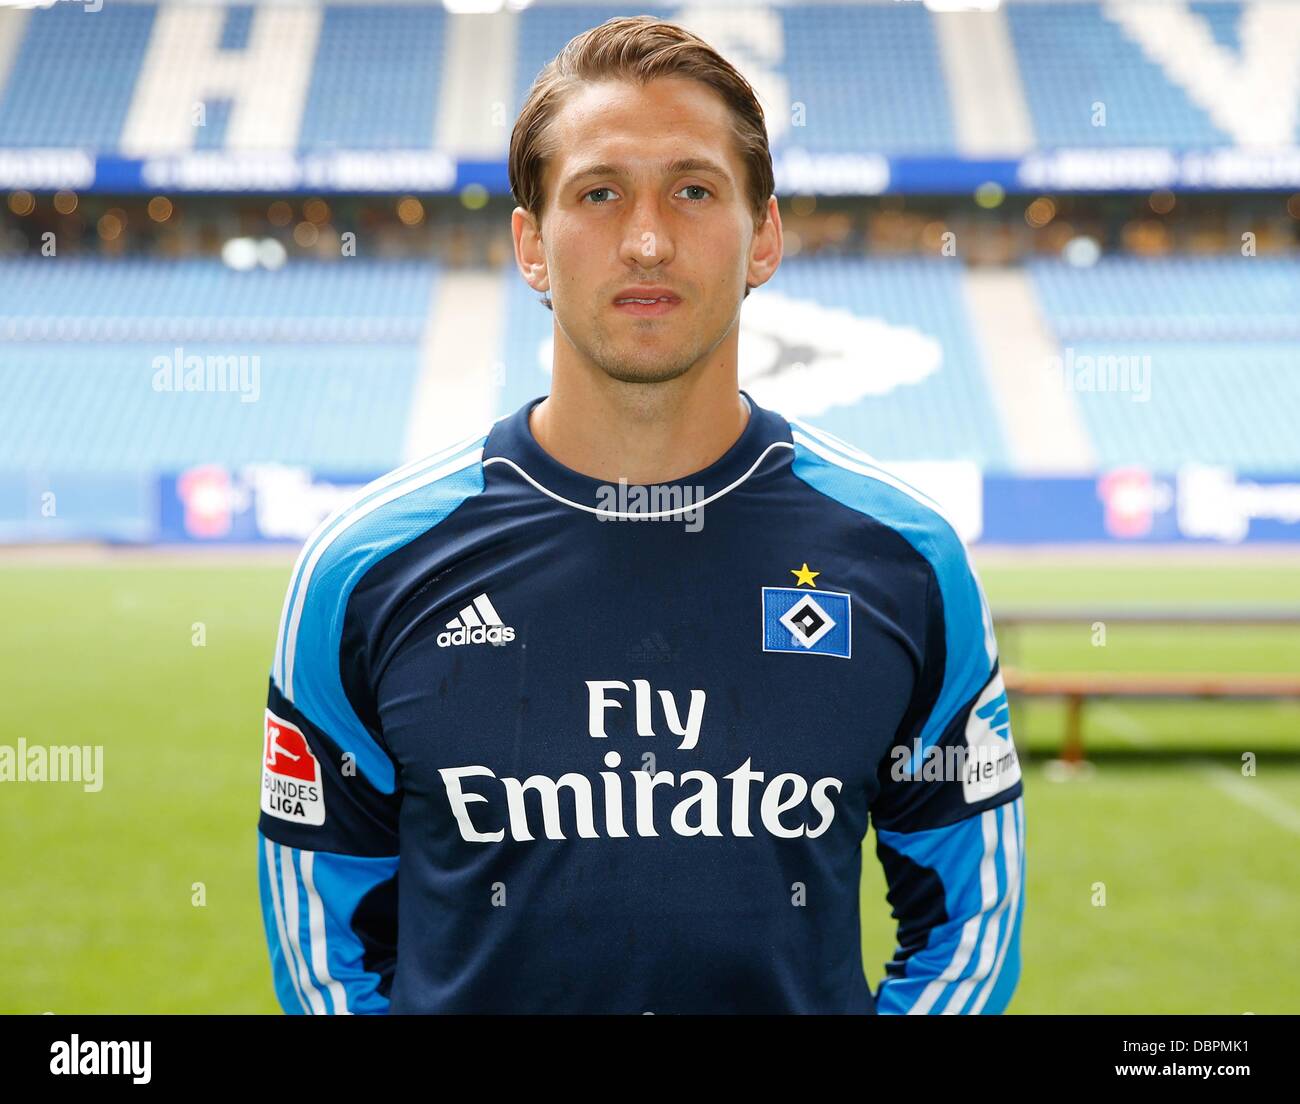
[871, 552, 1025, 1015]
[873, 783, 1024, 1014]
[258, 567, 402, 1014]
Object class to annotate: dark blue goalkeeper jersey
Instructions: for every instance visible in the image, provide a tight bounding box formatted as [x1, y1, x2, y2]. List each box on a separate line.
[256, 391, 1025, 1014]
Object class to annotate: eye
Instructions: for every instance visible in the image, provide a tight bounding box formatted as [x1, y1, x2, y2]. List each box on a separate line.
[582, 187, 616, 205]
[677, 184, 712, 202]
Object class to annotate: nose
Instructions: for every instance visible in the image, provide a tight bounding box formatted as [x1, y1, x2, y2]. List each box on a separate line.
[619, 192, 675, 270]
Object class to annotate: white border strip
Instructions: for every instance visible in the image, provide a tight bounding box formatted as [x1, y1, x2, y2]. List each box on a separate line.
[263, 837, 309, 1015]
[481, 440, 792, 520]
[277, 844, 327, 1014]
[284, 447, 484, 698]
[942, 800, 1019, 1013]
[301, 851, 351, 1015]
[791, 428, 952, 525]
[908, 808, 999, 1015]
[969, 798, 1024, 1013]
[272, 428, 489, 688]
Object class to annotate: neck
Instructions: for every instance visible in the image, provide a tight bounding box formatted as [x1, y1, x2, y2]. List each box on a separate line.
[530, 363, 750, 485]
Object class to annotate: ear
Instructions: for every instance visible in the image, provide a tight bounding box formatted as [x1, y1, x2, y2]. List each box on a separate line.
[511, 206, 550, 293]
[745, 195, 782, 292]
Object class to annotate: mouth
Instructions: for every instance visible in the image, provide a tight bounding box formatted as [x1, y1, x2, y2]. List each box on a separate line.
[612, 292, 681, 318]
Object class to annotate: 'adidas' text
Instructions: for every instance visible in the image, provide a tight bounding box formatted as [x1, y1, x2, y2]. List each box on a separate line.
[437, 592, 516, 648]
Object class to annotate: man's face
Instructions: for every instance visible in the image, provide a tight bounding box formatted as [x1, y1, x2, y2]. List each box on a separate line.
[513, 76, 781, 386]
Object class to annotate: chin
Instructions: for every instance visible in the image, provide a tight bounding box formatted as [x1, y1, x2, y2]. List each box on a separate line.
[581, 339, 679, 383]
[601, 363, 692, 386]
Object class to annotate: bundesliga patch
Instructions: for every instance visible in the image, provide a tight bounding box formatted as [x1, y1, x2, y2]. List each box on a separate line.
[261, 709, 325, 825]
[761, 587, 852, 658]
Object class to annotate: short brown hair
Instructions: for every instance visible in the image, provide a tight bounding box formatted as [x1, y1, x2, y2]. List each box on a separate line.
[509, 15, 775, 236]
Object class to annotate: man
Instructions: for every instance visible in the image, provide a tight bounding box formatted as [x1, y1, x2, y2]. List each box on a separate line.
[257, 15, 1024, 1014]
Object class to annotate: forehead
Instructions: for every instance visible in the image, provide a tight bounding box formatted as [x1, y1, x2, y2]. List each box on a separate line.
[545, 76, 741, 182]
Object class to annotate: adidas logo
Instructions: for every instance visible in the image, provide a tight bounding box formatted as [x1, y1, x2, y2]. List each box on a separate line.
[628, 631, 676, 663]
[437, 593, 516, 648]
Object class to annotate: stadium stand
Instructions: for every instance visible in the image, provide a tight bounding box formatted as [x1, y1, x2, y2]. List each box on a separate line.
[1029, 256, 1300, 342]
[3, 252, 1296, 476]
[0, 2, 1296, 479]
[0, 2, 156, 149]
[1006, 1, 1231, 147]
[774, 1, 955, 153]
[0, 257, 435, 341]
[1027, 258, 1300, 472]
[0, 259, 437, 472]
[0, 1, 1290, 155]
[0, 344, 422, 472]
[298, 4, 446, 151]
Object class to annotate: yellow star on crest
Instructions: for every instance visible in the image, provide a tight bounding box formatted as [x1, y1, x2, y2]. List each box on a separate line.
[791, 563, 820, 588]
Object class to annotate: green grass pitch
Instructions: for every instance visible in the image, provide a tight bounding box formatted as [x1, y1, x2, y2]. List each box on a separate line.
[0, 554, 1296, 1013]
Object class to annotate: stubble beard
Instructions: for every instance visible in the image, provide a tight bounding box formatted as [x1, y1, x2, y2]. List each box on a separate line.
[576, 305, 736, 387]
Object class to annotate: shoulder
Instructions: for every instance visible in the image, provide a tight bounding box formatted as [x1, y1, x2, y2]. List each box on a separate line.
[782, 413, 994, 666]
[271, 427, 492, 694]
[782, 414, 970, 580]
[323, 428, 492, 550]
[784, 415, 998, 721]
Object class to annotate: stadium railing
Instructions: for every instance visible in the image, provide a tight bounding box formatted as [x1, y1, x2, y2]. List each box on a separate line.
[996, 609, 1300, 762]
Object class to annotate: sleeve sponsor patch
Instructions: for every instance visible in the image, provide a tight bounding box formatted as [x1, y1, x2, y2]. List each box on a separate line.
[261, 709, 326, 825]
[961, 669, 1021, 804]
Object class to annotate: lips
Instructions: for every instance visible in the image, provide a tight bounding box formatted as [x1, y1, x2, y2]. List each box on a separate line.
[612, 296, 680, 318]
[612, 286, 680, 305]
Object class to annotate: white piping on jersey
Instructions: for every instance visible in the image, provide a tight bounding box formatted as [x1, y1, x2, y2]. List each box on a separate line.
[275, 842, 327, 1013]
[301, 850, 350, 1015]
[481, 440, 793, 519]
[273, 427, 492, 690]
[282, 446, 485, 700]
[901, 804, 1020, 1015]
[903, 808, 999, 1015]
[969, 800, 1024, 1014]
[940, 800, 1019, 1014]
[790, 422, 949, 522]
[789, 416, 876, 462]
[974, 565, 999, 671]
[788, 415, 896, 466]
[264, 837, 310, 1014]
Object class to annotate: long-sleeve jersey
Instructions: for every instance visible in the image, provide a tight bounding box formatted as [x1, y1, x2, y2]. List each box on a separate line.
[256, 390, 1025, 1014]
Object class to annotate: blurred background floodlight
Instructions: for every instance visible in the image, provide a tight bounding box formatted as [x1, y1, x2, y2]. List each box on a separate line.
[256, 237, 287, 271]
[1062, 235, 1102, 267]
[220, 236, 258, 272]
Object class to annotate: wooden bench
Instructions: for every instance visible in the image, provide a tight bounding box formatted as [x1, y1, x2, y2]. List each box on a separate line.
[1000, 667, 1300, 762]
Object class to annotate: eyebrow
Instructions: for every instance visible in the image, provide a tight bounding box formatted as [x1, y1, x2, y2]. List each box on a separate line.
[561, 158, 733, 191]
